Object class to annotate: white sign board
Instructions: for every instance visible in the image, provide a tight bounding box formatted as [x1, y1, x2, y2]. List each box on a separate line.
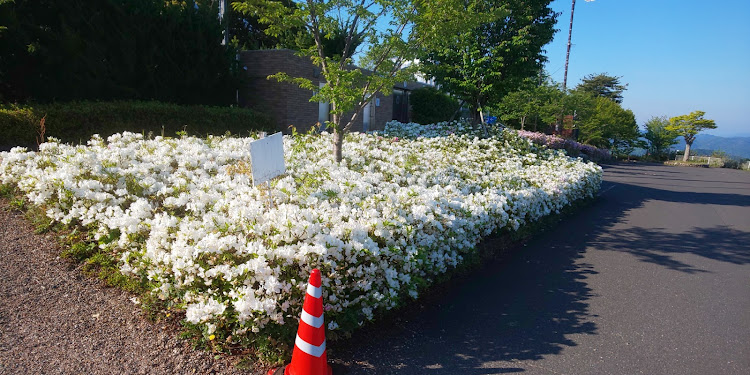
[249, 132, 286, 185]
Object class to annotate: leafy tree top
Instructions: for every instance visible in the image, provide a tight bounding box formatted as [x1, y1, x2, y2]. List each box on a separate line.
[575, 73, 627, 104]
[232, 0, 499, 162]
[418, 0, 557, 119]
[667, 110, 717, 145]
[642, 116, 679, 157]
[493, 77, 561, 130]
[579, 96, 637, 149]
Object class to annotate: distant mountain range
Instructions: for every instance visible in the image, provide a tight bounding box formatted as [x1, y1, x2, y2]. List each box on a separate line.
[672, 134, 750, 159]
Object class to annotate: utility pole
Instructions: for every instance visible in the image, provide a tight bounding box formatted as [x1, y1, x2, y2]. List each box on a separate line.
[563, 0, 594, 92]
[562, 0, 576, 92]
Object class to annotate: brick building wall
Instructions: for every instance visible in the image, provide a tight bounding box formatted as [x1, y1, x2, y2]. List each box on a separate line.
[238, 49, 405, 134]
[239, 50, 319, 133]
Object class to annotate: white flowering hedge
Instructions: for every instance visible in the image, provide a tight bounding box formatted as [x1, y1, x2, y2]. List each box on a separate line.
[0, 130, 600, 345]
[383, 120, 494, 139]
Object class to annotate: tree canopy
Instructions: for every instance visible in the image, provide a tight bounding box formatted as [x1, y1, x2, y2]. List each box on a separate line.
[233, 0, 501, 162]
[577, 96, 638, 153]
[642, 116, 679, 160]
[574, 73, 627, 104]
[667, 110, 717, 161]
[493, 77, 560, 131]
[418, 0, 557, 122]
[228, 0, 363, 58]
[409, 86, 460, 125]
[228, 0, 303, 50]
[493, 72, 643, 157]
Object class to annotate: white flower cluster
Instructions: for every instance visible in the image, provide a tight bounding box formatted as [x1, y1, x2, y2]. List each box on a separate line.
[0, 130, 601, 338]
[383, 120, 493, 139]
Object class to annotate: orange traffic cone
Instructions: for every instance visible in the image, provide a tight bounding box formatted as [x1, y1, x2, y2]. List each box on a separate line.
[268, 269, 332, 375]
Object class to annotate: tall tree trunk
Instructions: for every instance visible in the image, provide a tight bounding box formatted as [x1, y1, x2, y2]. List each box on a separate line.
[448, 100, 465, 122]
[332, 113, 343, 162]
[471, 104, 481, 124]
[521, 116, 526, 130]
[682, 142, 692, 162]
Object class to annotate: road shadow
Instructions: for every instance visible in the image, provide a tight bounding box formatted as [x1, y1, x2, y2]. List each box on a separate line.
[329, 163, 750, 374]
[593, 225, 750, 274]
[330, 200, 618, 374]
[598, 164, 750, 273]
[604, 181, 750, 207]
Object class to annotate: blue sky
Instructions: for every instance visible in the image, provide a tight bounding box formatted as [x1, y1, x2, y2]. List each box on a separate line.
[543, 0, 750, 137]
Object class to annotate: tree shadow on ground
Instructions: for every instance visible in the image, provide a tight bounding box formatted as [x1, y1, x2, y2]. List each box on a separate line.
[329, 163, 750, 374]
[593, 225, 750, 274]
[593, 171, 750, 274]
[594, 226, 750, 273]
[330, 199, 620, 374]
[608, 181, 750, 207]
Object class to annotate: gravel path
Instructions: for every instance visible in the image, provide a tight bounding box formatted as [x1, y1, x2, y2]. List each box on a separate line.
[0, 200, 256, 375]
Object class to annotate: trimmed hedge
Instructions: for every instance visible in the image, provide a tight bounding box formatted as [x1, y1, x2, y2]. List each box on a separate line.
[410, 87, 460, 125]
[0, 101, 275, 150]
[1, 0, 237, 104]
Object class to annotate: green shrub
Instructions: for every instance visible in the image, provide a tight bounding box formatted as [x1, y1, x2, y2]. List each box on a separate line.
[0, 0, 237, 104]
[721, 159, 750, 170]
[0, 101, 276, 149]
[410, 87, 460, 125]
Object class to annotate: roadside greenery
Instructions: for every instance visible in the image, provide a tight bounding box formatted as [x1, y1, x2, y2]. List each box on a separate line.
[0, 101, 275, 149]
[489, 72, 640, 158]
[667, 111, 717, 161]
[493, 77, 560, 132]
[0, 0, 238, 105]
[409, 87, 461, 125]
[642, 116, 679, 160]
[419, 0, 557, 123]
[383, 120, 611, 162]
[1, 129, 601, 362]
[233, 0, 504, 162]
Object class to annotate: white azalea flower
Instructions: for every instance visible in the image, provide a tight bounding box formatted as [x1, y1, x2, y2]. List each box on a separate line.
[0, 126, 601, 339]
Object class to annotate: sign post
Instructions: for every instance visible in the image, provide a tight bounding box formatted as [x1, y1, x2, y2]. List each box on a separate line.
[248, 132, 286, 209]
[249, 132, 286, 186]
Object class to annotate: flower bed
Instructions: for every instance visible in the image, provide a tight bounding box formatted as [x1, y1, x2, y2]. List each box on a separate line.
[0, 131, 601, 347]
[383, 120, 611, 161]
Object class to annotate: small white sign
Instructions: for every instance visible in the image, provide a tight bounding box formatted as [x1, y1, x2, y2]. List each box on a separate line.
[249, 132, 286, 185]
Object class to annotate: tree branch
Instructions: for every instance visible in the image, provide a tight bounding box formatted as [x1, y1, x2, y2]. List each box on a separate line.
[307, 0, 329, 78]
[339, 0, 367, 70]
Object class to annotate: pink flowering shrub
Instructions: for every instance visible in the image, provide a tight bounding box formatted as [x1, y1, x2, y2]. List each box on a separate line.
[384, 121, 610, 162]
[515, 130, 611, 161]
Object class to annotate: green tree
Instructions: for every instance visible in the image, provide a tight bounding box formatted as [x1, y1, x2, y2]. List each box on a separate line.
[229, 1, 363, 57]
[577, 96, 639, 154]
[574, 73, 627, 104]
[642, 116, 678, 160]
[233, 0, 496, 162]
[228, 0, 302, 50]
[554, 89, 594, 135]
[667, 110, 717, 161]
[494, 77, 560, 131]
[419, 0, 557, 123]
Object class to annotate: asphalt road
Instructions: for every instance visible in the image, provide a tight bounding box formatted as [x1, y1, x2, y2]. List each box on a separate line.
[329, 163, 750, 375]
